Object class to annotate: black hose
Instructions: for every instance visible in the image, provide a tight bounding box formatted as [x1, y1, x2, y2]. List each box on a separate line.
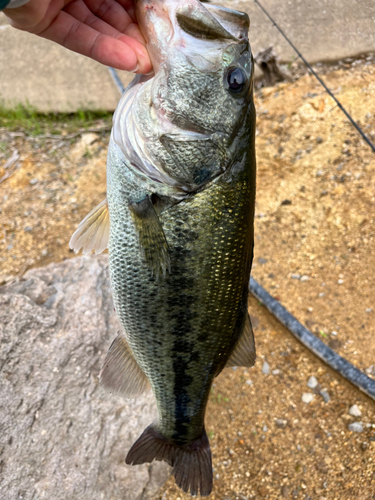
[249, 277, 375, 401]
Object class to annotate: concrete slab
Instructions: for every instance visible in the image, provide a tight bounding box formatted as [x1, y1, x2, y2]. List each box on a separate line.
[225, 0, 375, 63]
[0, 19, 134, 113]
[1, 0, 375, 112]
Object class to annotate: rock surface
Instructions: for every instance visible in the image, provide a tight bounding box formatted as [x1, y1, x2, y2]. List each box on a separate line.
[0, 256, 169, 500]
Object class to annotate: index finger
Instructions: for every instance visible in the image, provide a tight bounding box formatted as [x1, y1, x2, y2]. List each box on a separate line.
[40, 10, 149, 72]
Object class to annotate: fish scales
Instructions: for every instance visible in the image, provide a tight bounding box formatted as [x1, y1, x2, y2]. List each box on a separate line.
[108, 136, 255, 445]
[70, 0, 257, 495]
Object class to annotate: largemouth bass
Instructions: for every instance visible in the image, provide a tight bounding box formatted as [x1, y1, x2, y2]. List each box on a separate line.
[70, 0, 256, 495]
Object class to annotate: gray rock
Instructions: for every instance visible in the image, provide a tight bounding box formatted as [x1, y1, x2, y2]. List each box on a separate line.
[262, 361, 270, 375]
[349, 404, 362, 417]
[319, 389, 330, 403]
[0, 256, 170, 500]
[307, 376, 318, 389]
[348, 422, 364, 433]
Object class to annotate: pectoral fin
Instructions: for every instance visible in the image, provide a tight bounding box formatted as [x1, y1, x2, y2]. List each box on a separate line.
[226, 313, 256, 368]
[69, 198, 109, 255]
[99, 332, 150, 398]
[129, 196, 170, 276]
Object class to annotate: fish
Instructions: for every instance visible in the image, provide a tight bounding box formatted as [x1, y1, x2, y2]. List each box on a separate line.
[70, 0, 256, 495]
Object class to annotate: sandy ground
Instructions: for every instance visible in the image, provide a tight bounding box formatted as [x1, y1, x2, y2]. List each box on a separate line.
[1, 58, 375, 499]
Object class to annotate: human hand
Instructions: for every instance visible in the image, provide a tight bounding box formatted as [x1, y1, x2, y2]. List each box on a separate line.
[3, 0, 152, 74]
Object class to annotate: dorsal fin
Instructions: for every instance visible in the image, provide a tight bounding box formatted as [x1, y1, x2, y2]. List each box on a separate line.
[69, 198, 109, 255]
[99, 332, 150, 398]
[226, 313, 256, 368]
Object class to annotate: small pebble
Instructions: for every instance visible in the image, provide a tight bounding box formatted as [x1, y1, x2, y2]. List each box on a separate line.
[338, 279, 344, 285]
[302, 393, 314, 404]
[281, 485, 289, 498]
[41, 249, 48, 257]
[291, 273, 301, 280]
[316, 170, 324, 177]
[275, 418, 288, 429]
[366, 308, 373, 313]
[316, 136, 323, 144]
[349, 404, 362, 417]
[300, 275, 309, 282]
[331, 331, 338, 336]
[307, 376, 318, 389]
[366, 365, 375, 375]
[29, 178, 38, 185]
[258, 257, 267, 264]
[262, 361, 270, 375]
[245, 379, 253, 386]
[272, 369, 280, 375]
[320, 389, 330, 403]
[24, 226, 33, 232]
[348, 422, 363, 433]
[263, 425, 268, 432]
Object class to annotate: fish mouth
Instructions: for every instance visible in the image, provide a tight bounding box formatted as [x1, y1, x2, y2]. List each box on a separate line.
[134, 0, 249, 72]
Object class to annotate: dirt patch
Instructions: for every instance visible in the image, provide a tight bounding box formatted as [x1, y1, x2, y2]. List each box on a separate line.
[1, 60, 374, 499]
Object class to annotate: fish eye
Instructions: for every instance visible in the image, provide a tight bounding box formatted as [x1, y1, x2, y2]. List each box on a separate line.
[226, 67, 247, 93]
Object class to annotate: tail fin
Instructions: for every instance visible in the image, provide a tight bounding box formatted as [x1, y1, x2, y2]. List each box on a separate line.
[125, 424, 213, 496]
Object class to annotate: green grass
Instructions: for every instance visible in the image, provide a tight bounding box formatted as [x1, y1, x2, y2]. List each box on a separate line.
[0, 102, 113, 136]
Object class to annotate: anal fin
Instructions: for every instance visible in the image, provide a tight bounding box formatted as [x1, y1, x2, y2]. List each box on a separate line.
[226, 313, 256, 368]
[69, 198, 109, 255]
[99, 332, 150, 398]
[129, 196, 170, 276]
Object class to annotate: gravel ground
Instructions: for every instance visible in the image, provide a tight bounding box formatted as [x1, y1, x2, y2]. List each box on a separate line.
[1, 57, 374, 499]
